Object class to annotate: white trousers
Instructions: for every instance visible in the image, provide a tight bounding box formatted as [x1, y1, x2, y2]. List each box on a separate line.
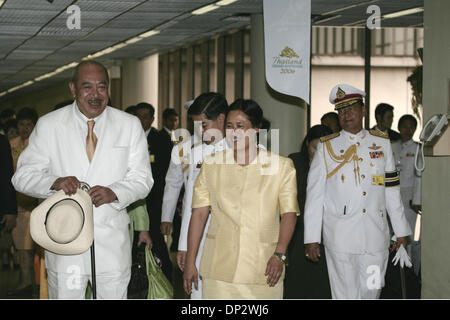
[325, 248, 389, 299]
[47, 269, 131, 299]
[191, 216, 211, 300]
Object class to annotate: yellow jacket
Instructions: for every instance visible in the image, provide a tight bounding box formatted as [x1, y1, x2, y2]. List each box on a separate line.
[192, 149, 299, 285]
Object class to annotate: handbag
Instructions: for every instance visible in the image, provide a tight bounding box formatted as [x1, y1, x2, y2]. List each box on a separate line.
[127, 242, 148, 299]
[146, 246, 173, 299]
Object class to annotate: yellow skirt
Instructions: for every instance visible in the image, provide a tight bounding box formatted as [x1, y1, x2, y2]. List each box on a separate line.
[203, 278, 283, 299]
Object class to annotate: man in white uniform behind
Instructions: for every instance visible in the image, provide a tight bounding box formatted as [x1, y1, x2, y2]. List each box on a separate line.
[391, 114, 422, 275]
[176, 92, 228, 299]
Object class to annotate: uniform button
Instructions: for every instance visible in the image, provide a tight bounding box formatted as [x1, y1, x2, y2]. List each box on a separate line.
[357, 142, 360, 146]
[362, 209, 366, 213]
[363, 191, 367, 196]
[361, 174, 365, 179]
[359, 158, 363, 162]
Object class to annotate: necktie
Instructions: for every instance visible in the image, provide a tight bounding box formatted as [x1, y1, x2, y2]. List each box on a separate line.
[86, 120, 98, 162]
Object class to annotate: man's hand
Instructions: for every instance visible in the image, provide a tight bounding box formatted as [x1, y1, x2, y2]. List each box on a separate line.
[137, 231, 152, 249]
[177, 250, 187, 271]
[390, 236, 409, 252]
[305, 243, 321, 262]
[265, 255, 284, 287]
[1, 215, 17, 231]
[160, 222, 172, 235]
[51, 176, 80, 195]
[88, 186, 117, 207]
[183, 263, 198, 295]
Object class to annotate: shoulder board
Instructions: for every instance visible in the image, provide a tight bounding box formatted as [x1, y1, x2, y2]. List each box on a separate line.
[369, 130, 389, 139]
[320, 132, 340, 142]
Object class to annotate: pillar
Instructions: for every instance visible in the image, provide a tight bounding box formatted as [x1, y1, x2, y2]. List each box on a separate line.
[121, 54, 159, 125]
[421, 0, 450, 299]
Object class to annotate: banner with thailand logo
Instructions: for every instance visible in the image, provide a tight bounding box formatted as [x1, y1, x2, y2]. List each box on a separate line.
[263, 0, 311, 104]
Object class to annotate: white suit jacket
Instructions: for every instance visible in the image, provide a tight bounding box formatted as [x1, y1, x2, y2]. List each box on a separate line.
[304, 129, 411, 254]
[12, 103, 153, 274]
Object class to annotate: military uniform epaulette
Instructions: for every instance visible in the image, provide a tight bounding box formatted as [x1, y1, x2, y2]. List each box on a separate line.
[320, 132, 340, 142]
[369, 130, 389, 139]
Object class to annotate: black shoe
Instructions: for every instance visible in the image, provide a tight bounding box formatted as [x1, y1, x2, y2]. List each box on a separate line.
[6, 285, 33, 297]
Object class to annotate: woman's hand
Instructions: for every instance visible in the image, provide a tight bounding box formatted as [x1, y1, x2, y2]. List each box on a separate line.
[183, 263, 199, 295]
[265, 255, 284, 287]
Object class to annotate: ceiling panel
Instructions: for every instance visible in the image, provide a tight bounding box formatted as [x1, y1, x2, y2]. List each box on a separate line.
[0, 0, 423, 102]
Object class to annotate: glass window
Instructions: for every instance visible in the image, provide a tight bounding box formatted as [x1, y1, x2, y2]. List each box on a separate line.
[180, 48, 188, 129]
[225, 34, 235, 103]
[169, 52, 175, 108]
[194, 44, 202, 98]
[243, 30, 251, 100]
[209, 39, 217, 92]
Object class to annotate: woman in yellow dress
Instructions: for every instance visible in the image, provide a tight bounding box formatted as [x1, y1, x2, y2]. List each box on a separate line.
[183, 99, 299, 299]
[8, 107, 39, 297]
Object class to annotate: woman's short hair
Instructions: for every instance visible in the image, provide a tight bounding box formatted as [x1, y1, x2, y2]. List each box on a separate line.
[227, 99, 264, 128]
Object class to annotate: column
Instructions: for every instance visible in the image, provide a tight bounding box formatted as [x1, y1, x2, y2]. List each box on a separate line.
[121, 54, 159, 125]
[421, 0, 450, 299]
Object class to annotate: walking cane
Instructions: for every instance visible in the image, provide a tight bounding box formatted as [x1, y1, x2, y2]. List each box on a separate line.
[399, 266, 407, 299]
[81, 182, 96, 299]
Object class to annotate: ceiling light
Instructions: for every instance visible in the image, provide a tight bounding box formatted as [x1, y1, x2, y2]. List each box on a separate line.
[8, 81, 34, 93]
[382, 7, 424, 19]
[344, 19, 367, 27]
[216, 0, 238, 6]
[35, 72, 57, 81]
[0, 91, 7, 97]
[0, 1, 5, 8]
[321, 0, 378, 16]
[314, 15, 342, 24]
[139, 29, 160, 38]
[126, 37, 143, 44]
[192, 4, 219, 15]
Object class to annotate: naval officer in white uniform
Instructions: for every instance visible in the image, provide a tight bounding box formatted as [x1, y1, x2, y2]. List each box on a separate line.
[304, 84, 411, 299]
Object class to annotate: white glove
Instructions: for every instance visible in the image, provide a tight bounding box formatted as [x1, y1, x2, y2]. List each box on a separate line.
[392, 244, 412, 268]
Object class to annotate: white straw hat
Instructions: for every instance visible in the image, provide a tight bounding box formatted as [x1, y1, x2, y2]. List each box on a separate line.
[30, 189, 94, 255]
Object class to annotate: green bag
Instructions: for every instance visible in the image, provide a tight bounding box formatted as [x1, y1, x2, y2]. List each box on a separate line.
[145, 247, 173, 299]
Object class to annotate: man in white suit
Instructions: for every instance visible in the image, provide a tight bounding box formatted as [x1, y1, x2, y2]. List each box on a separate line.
[12, 61, 153, 299]
[304, 84, 411, 299]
